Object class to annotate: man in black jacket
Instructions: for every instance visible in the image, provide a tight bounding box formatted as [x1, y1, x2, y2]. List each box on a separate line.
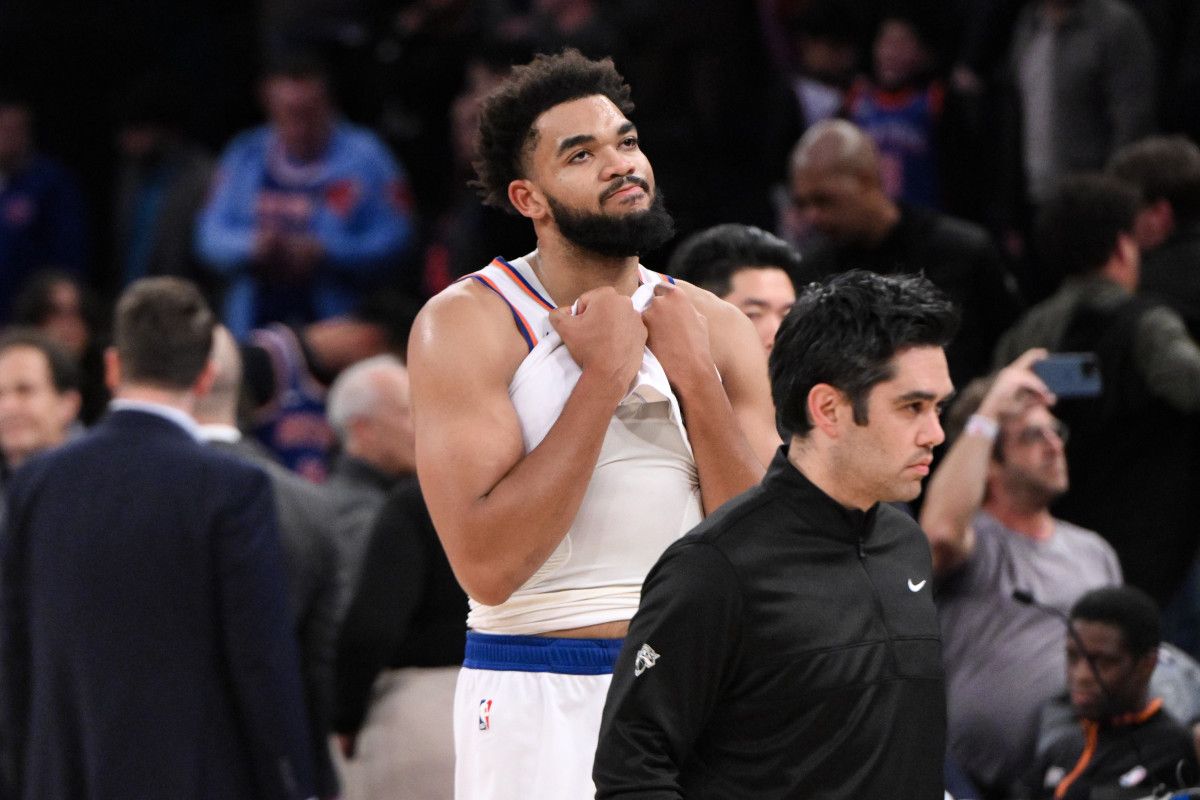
[594, 270, 956, 799]
[789, 119, 1022, 387]
[1022, 587, 1199, 799]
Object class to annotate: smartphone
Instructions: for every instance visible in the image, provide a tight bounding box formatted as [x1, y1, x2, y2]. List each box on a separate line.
[1032, 352, 1102, 398]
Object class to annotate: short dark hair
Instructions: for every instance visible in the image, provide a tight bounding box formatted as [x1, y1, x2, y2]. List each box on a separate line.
[114, 277, 215, 390]
[770, 270, 959, 436]
[11, 269, 103, 335]
[1070, 586, 1161, 659]
[1108, 136, 1200, 227]
[473, 49, 634, 213]
[667, 224, 802, 296]
[1035, 174, 1139, 279]
[0, 328, 80, 394]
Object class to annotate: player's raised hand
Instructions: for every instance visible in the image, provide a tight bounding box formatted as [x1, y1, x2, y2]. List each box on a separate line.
[550, 286, 647, 393]
[642, 283, 714, 391]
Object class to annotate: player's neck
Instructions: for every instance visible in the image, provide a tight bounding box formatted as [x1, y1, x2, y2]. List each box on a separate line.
[531, 237, 641, 306]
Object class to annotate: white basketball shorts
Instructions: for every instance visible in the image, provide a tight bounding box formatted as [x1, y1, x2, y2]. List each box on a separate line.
[453, 632, 624, 800]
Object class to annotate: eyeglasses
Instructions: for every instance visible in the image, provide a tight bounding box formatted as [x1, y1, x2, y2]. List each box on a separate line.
[1012, 420, 1069, 446]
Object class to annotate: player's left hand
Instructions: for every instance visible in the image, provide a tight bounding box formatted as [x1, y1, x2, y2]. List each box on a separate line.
[642, 283, 715, 392]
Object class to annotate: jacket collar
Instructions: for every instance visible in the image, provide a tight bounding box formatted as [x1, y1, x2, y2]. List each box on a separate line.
[761, 444, 880, 544]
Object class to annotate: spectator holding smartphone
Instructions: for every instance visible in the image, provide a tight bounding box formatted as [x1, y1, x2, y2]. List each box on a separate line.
[921, 349, 1122, 798]
[994, 174, 1200, 615]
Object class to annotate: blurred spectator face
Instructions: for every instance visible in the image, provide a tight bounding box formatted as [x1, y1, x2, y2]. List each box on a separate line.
[996, 404, 1069, 502]
[0, 345, 79, 467]
[264, 76, 334, 161]
[0, 104, 33, 173]
[790, 165, 875, 244]
[40, 280, 91, 359]
[796, 36, 858, 85]
[117, 124, 168, 163]
[355, 367, 415, 476]
[873, 19, 929, 90]
[1130, 201, 1173, 252]
[1066, 619, 1153, 720]
[723, 268, 796, 353]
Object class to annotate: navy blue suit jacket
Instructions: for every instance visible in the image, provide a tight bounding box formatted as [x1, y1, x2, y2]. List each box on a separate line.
[0, 409, 315, 800]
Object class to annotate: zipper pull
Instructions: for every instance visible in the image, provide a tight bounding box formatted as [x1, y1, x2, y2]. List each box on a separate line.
[858, 538, 865, 559]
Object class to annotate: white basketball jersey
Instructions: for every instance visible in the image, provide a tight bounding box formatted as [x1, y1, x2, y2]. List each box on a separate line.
[460, 252, 704, 634]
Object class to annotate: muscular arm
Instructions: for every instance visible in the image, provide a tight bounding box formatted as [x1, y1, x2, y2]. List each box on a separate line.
[409, 283, 645, 606]
[647, 284, 777, 514]
[919, 430, 988, 576]
[920, 349, 1050, 575]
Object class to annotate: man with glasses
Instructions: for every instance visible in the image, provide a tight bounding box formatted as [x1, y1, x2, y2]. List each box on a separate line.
[920, 349, 1123, 799]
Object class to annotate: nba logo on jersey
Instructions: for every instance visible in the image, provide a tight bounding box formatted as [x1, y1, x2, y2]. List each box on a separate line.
[478, 698, 493, 731]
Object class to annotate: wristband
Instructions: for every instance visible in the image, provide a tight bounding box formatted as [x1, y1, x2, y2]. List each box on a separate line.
[964, 414, 999, 441]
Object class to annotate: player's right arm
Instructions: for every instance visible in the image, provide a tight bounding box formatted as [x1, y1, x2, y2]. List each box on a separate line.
[409, 282, 646, 606]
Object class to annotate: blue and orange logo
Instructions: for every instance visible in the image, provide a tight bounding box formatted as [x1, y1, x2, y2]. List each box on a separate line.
[478, 698, 492, 731]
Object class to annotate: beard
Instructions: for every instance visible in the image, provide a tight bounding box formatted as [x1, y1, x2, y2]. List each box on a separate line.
[546, 186, 675, 258]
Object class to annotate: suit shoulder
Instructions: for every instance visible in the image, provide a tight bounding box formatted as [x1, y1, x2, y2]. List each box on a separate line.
[196, 444, 274, 492]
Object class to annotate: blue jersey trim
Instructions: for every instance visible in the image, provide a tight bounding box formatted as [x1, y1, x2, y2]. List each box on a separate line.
[466, 275, 536, 351]
[463, 631, 624, 675]
[495, 256, 556, 309]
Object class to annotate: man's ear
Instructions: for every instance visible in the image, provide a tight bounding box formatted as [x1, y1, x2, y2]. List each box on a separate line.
[508, 178, 547, 220]
[806, 383, 848, 438]
[192, 359, 218, 398]
[103, 347, 121, 392]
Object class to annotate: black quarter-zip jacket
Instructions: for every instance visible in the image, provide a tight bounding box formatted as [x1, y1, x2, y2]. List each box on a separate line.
[594, 447, 947, 799]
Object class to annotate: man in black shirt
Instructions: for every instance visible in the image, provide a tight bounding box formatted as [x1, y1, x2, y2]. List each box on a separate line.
[789, 119, 1023, 387]
[594, 270, 957, 799]
[1023, 586, 1199, 799]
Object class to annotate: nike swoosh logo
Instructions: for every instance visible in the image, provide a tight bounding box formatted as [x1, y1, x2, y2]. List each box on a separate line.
[908, 579, 927, 592]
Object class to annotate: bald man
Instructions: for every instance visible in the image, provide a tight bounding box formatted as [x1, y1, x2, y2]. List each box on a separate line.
[790, 119, 1023, 386]
[193, 327, 342, 799]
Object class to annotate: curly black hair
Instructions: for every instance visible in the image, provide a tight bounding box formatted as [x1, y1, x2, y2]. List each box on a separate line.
[473, 49, 634, 213]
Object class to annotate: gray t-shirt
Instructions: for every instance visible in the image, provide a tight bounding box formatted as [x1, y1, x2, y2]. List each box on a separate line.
[936, 511, 1122, 792]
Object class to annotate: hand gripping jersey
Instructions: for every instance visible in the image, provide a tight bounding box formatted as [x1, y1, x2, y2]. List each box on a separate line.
[460, 252, 703, 634]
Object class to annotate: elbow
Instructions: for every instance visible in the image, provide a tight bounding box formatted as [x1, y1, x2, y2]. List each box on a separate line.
[451, 560, 522, 607]
[468, 584, 515, 608]
[459, 577, 517, 608]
